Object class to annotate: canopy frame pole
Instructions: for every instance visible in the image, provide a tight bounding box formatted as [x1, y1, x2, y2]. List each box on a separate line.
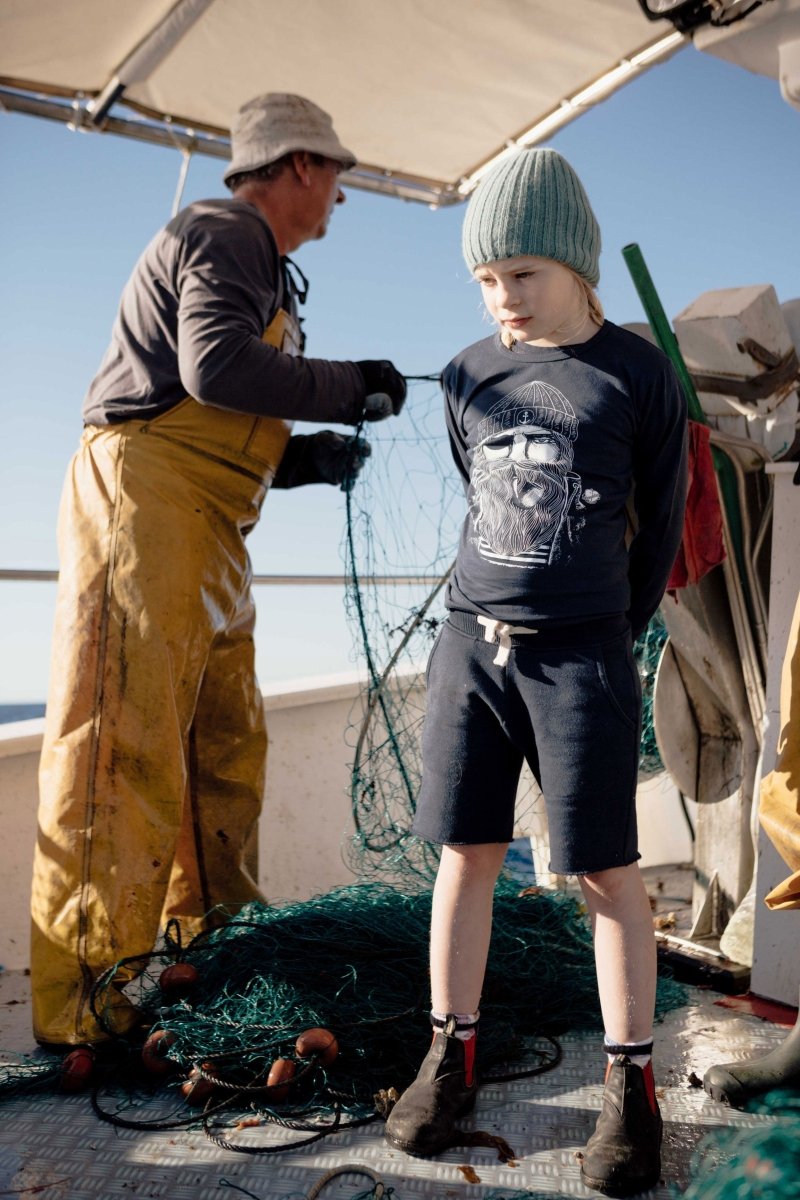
[171, 143, 195, 216]
[87, 0, 217, 125]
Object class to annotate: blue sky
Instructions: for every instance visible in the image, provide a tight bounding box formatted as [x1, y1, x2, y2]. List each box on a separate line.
[1, 44, 799, 703]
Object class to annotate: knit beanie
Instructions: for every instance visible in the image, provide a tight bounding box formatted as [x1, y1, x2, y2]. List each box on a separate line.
[462, 148, 601, 285]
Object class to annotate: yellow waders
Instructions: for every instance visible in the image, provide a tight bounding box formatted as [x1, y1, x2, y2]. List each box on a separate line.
[760, 589, 800, 911]
[31, 314, 299, 1045]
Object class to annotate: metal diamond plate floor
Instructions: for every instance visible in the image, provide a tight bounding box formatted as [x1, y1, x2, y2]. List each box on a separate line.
[0, 967, 791, 1200]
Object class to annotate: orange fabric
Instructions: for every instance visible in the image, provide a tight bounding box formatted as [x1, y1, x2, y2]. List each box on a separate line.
[667, 421, 725, 592]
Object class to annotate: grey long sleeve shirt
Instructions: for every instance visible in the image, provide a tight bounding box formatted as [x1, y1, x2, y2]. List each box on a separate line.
[83, 198, 365, 427]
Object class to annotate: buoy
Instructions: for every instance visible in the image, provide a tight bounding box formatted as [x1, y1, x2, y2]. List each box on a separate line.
[159, 962, 199, 999]
[266, 1057, 296, 1103]
[59, 1046, 96, 1093]
[141, 1029, 177, 1076]
[295, 1027, 339, 1067]
[181, 1064, 216, 1107]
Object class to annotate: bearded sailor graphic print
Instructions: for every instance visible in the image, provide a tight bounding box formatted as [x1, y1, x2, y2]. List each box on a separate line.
[468, 381, 599, 568]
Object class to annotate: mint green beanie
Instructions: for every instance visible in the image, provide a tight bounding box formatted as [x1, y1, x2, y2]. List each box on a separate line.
[462, 148, 601, 285]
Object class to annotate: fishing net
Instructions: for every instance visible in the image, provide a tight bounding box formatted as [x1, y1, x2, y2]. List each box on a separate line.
[344, 382, 669, 885]
[2, 379, 682, 1157]
[342, 383, 458, 886]
[1, 881, 684, 1136]
[636, 612, 669, 778]
[682, 1090, 800, 1200]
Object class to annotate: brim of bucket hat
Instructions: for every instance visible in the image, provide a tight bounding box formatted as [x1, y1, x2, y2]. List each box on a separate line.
[224, 137, 357, 181]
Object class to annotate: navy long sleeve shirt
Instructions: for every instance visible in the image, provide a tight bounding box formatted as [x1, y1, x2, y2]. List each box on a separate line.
[442, 321, 688, 639]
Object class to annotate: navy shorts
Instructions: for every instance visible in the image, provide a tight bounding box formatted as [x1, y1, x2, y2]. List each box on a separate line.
[412, 614, 642, 875]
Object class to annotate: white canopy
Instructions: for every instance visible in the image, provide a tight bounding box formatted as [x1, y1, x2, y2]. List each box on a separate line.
[0, 0, 687, 204]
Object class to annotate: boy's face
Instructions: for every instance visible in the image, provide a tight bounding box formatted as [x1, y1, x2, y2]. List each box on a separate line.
[473, 255, 594, 347]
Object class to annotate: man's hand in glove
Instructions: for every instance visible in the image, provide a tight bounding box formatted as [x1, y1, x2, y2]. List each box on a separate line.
[355, 360, 407, 421]
[272, 432, 371, 492]
[312, 431, 371, 492]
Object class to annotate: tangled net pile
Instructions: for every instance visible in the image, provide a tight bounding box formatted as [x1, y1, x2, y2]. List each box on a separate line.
[1, 881, 683, 1150]
[0, 381, 682, 1157]
[681, 1091, 800, 1200]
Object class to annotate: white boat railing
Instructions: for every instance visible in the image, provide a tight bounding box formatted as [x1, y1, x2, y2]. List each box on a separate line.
[0, 570, 440, 585]
[0, 668, 429, 970]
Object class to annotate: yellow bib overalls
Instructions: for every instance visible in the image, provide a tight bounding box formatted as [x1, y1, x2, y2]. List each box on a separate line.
[31, 311, 301, 1044]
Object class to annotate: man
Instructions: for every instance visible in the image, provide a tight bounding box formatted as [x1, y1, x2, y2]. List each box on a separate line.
[31, 92, 407, 1048]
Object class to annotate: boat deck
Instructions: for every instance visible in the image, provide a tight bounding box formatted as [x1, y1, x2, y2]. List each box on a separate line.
[0, 868, 793, 1200]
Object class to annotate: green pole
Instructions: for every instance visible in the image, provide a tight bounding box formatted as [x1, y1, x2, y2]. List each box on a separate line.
[621, 242, 749, 605]
[622, 244, 706, 424]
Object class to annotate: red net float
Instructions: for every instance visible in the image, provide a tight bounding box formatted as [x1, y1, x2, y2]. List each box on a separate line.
[181, 1064, 217, 1106]
[59, 1047, 96, 1093]
[141, 1029, 178, 1076]
[265, 1057, 296, 1103]
[158, 962, 199, 999]
[294, 1027, 339, 1067]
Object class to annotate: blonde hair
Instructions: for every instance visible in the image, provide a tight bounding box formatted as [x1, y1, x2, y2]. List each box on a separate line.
[499, 268, 604, 349]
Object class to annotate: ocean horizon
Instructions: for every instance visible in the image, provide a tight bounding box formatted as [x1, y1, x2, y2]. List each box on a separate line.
[0, 704, 46, 725]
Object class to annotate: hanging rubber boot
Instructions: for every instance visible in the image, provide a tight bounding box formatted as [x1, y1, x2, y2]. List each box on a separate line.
[580, 1057, 663, 1198]
[384, 1015, 477, 1157]
[703, 996, 800, 1107]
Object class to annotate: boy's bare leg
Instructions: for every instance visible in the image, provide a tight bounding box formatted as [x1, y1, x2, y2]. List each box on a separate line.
[578, 861, 662, 1197]
[384, 840, 508, 1156]
[430, 842, 510, 1012]
[578, 862, 656, 1042]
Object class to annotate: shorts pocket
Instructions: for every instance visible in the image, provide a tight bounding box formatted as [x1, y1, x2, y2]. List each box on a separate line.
[424, 627, 445, 687]
[596, 635, 641, 731]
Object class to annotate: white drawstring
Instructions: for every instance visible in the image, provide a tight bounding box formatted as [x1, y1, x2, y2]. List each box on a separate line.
[476, 616, 538, 667]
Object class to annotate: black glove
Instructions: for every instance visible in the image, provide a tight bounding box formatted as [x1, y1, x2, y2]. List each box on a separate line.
[355, 360, 407, 421]
[272, 432, 371, 492]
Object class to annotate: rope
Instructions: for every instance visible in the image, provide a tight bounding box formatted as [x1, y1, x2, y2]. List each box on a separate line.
[306, 1166, 387, 1200]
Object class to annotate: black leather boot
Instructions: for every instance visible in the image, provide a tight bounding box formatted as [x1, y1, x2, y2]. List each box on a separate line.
[384, 1015, 477, 1157]
[580, 1057, 663, 1197]
[703, 997, 800, 1108]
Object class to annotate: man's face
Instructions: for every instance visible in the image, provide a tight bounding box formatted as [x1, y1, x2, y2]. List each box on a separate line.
[304, 156, 346, 241]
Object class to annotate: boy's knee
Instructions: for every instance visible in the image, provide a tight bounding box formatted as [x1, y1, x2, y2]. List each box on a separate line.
[443, 842, 509, 872]
[581, 862, 639, 901]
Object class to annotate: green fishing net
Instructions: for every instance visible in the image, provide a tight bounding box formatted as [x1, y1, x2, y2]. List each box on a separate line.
[682, 1091, 800, 1200]
[344, 383, 670, 885]
[1, 878, 684, 1138]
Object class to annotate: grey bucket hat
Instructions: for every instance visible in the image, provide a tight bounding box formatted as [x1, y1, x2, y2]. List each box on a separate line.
[224, 93, 357, 182]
